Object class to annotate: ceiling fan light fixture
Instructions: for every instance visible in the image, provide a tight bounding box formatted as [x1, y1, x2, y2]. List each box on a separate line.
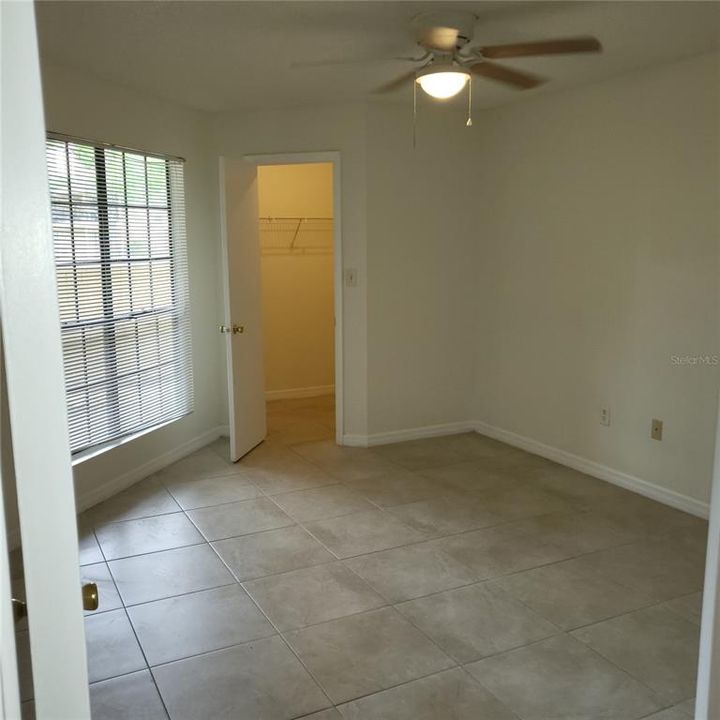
[415, 65, 470, 99]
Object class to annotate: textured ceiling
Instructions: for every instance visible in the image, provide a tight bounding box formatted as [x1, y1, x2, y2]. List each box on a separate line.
[35, 1, 720, 113]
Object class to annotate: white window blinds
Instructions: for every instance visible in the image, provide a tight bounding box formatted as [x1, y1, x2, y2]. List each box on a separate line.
[46, 134, 193, 455]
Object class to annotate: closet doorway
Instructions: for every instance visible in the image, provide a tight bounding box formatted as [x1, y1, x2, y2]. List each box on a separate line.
[258, 160, 338, 440]
[219, 152, 343, 460]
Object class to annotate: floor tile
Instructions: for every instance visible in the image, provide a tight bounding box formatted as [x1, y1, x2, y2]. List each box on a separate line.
[269, 420, 333, 445]
[397, 582, 558, 663]
[284, 607, 454, 704]
[337, 667, 517, 720]
[90, 670, 168, 719]
[574, 538, 705, 602]
[78, 520, 104, 565]
[238, 446, 338, 495]
[466, 634, 661, 720]
[345, 468, 458, 508]
[291, 441, 398, 482]
[345, 542, 478, 602]
[84, 609, 146, 683]
[152, 635, 330, 720]
[301, 710, 342, 720]
[472, 483, 575, 522]
[493, 558, 654, 630]
[163, 473, 261, 510]
[128, 585, 275, 666]
[593, 493, 708, 540]
[95, 513, 204, 560]
[270, 484, 374, 522]
[109, 544, 234, 606]
[572, 605, 700, 704]
[639, 706, 693, 720]
[243, 562, 386, 631]
[433, 523, 572, 580]
[154, 449, 236, 485]
[531, 464, 633, 509]
[213, 525, 335, 581]
[386, 493, 504, 537]
[187, 497, 294, 541]
[662, 592, 703, 625]
[305, 510, 427, 558]
[205, 436, 231, 462]
[82, 478, 181, 527]
[81, 562, 123, 616]
[372, 436, 471, 470]
[676, 698, 695, 715]
[506, 509, 640, 555]
[418, 460, 528, 494]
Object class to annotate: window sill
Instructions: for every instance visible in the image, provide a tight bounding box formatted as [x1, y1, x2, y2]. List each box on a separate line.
[70, 415, 186, 467]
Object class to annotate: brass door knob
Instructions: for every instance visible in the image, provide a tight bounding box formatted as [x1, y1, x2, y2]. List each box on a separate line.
[82, 582, 99, 611]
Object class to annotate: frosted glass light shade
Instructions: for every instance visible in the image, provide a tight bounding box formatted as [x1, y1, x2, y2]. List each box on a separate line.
[416, 70, 470, 99]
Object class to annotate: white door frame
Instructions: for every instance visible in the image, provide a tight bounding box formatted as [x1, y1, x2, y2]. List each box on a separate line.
[242, 151, 344, 444]
[1, 1, 91, 716]
[697, 396, 720, 719]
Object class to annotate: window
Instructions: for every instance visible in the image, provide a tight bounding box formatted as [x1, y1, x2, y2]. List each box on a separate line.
[45, 134, 193, 456]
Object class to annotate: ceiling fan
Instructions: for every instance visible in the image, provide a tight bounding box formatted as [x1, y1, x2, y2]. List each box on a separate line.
[300, 11, 602, 100]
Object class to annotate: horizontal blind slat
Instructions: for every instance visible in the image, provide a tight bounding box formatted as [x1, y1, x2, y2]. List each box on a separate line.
[46, 135, 194, 455]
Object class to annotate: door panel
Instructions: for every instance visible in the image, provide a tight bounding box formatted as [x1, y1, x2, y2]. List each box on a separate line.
[1, 1, 90, 716]
[219, 159, 267, 461]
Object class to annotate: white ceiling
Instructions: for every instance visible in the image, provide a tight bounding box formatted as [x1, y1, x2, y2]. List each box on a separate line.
[35, 1, 720, 113]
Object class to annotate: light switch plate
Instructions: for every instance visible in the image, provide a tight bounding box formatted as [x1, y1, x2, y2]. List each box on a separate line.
[344, 268, 358, 287]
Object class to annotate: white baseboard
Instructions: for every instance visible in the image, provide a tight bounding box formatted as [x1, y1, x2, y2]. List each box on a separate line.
[366, 421, 477, 447]
[265, 385, 334, 401]
[5, 425, 227, 550]
[342, 417, 708, 519]
[75, 424, 227, 514]
[341, 421, 476, 448]
[341, 433, 369, 447]
[474, 420, 709, 519]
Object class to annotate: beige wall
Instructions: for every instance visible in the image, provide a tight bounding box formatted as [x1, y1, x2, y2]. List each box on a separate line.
[40, 64, 226, 511]
[257, 164, 334, 395]
[471, 51, 720, 508]
[208, 104, 369, 436]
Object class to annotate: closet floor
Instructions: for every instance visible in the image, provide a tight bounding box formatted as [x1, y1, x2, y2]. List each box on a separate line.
[15, 395, 706, 719]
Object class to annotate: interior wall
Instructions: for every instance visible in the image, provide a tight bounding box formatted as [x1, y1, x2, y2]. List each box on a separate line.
[208, 104, 369, 437]
[365, 101, 478, 437]
[471, 51, 720, 508]
[40, 64, 226, 509]
[257, 163, 335, 396]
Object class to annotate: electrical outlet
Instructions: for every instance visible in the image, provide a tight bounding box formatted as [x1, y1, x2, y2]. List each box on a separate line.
[600, 406, 610, 426]
[651, 418, 663, 441]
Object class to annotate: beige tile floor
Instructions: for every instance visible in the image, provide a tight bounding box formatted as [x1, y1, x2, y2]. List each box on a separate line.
[14, 395, 708, 719]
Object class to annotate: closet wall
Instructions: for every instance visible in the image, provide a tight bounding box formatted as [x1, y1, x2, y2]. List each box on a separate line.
[257, 163, 335, 398]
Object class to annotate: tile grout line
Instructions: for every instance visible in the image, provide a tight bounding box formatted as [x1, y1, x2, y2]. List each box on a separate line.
[77, 421, 706, 717]
[91, 526, 174, 720]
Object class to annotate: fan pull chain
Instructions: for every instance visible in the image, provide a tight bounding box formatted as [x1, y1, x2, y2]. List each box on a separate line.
[412, 79, 417, 149]
[466, 79, 473, 127]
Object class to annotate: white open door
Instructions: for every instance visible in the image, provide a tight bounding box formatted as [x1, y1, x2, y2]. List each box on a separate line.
[219, 158, 267, 461]
[1, 1, 90, 718]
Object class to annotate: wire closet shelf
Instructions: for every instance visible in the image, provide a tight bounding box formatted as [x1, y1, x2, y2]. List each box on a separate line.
[259, 216, 333, 256]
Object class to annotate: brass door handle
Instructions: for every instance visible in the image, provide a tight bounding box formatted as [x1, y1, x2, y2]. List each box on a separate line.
[82, 582, 99, 611]
[219, 324, 244, 335]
